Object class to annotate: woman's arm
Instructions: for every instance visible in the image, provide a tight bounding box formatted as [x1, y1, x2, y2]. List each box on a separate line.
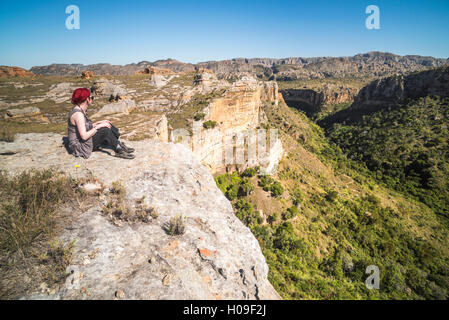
[72, 112, 98, 141]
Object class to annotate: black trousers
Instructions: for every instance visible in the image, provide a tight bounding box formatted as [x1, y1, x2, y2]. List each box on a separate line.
[92, 125, 120, 150]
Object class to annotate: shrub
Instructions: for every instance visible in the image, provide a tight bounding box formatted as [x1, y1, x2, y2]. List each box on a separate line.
[238, 179, 255, 197]
[258, 175, 274, 191]
[292, 189, 304, 206]
[325, 189, 338, 202]
[194, 113, 206, 121]
[203, 120, 217, 129]
[225, 183, 239, 201]
[235, 199, 263, 227]
[164, 215, 186, 236]
[273, 222, 304, 253]
[270, 181, 284, 197]
[282, 206, 299, 220]
[241, 167, 259, 178]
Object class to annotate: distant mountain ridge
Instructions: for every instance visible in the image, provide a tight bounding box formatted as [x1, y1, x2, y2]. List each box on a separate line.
[29, 52, 449, 79]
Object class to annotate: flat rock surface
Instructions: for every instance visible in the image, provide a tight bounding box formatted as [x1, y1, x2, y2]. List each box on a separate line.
[0, 133, 280, 300]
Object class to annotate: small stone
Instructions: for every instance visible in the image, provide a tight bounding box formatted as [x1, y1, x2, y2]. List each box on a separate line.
[115, 289, 125, 299]
[162, 274, 173, 286]
[40, 282, 48, 293]
[88, 249, 99, 259]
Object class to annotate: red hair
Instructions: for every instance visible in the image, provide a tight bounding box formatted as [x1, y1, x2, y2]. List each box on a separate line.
[71, 88, 91, 105]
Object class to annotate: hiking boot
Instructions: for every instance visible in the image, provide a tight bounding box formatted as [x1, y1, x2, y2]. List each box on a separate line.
[114, 146, 135, 159]
[119, 141, 135, 153]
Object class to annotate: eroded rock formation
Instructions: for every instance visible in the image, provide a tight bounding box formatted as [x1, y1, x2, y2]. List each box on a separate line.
[319, 66, 449, 126]
[4, 106, 49, 123]
[281, 84, 358, 117]
[81, 71, 95, 79]
[177, 76, 284, 174]
[0, 66, 34, 78]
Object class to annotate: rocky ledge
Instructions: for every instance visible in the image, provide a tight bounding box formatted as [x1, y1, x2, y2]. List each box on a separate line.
[0, 133, 280, 300]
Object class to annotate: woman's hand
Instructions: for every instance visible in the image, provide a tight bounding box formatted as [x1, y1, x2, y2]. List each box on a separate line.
[96, 122, 111, 129]
[94, 120, 112, 126]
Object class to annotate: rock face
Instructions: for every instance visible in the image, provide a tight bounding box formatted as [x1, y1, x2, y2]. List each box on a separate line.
[4, 106, 49, 123]
[90, 79, 127, 98]
[149, 66, 175, 76]
[0, 66, 34, 78]
[81, 71, 94, 79]
[351, 66, 449, 111]
[281, 84, 358, 117]
[0, 133, 280, 300]
[122, 114, 169, 142]
[180, 77, 284, 174]
[319, 66, 449, 126]
[92, 99, 137, 117]
[149, 75, 173, 88]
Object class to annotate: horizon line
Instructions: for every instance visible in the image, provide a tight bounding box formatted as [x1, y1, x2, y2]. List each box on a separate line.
[3, 51, 449, 71]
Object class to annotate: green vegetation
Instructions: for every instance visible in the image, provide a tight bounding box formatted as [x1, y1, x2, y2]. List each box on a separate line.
[102, 182, 157, 224]
[164, 215, 186, 236]
[214, 99, 449, 300]
[203, 120, 217, 129]
[0, 170, 84, 299]
[194, 112, 206, 121]
[325, 96, 449, 220]
[258, 174, 284, 197]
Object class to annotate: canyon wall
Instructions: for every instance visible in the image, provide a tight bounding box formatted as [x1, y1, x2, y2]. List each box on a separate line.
[281, 84, 358, 117]
[176, 76, 284, 175]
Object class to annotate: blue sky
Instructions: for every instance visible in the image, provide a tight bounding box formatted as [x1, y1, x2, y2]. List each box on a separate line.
[0, 0, 448, 69]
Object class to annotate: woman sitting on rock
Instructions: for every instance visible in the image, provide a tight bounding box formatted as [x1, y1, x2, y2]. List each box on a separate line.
[68, 87, 135, 159]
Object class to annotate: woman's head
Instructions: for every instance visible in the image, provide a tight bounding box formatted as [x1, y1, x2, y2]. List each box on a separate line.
[71, 88, 93, 106]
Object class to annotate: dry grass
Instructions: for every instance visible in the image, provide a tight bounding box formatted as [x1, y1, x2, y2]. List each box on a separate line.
[102, 182, 159, 225]
[0, 120, 66, 139]
[163, 215, 186, 236]
[0, 169, 88, 299]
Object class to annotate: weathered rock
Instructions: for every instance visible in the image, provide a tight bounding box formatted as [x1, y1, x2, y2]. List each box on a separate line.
[91, 79, 127, 98]
[280, 84, 358, 117]
[149, 75, 172, 88]
[138, 97, 173, 112]
[28, 52, 449, 79]
[92, 99, 136, 117]
[319, 65, 449, 126]
[0, 66, 34, 78]
[46, 82, 78, 104]
[0, 133, 280, 300]
[180, 76, 284, 174]
[193, 68, 217, 90]
[124, 114, 169, 142]
[148, 66, 175, 76]
[81, 71, 94, 79]
[352, 66, 449, 111]
[4, 106, 49, 123]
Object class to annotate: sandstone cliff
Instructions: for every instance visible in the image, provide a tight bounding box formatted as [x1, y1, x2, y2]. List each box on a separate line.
[319, 66, 449, 126]
[0, 133, 280, 300]
[178, 75, 284, 174]
[280, 84, 358, 117]
[0, 66, 34, 78]
[351, 66, 449, 111]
